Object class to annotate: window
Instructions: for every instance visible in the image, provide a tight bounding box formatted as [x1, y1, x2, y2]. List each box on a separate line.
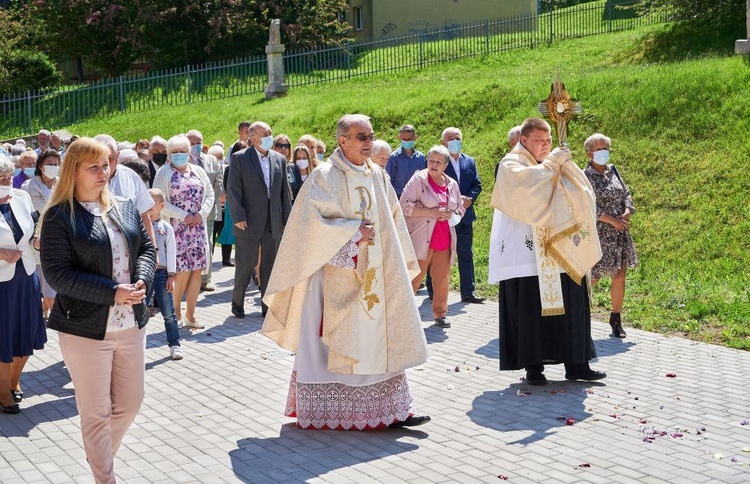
[354, 6, 363, 31]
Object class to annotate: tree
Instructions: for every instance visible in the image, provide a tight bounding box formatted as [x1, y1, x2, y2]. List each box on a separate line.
[31, 0, 146, 78]
[639, 0, 745, 30]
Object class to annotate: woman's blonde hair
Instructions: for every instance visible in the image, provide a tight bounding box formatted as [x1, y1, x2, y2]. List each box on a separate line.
[38, 137, 113, 236]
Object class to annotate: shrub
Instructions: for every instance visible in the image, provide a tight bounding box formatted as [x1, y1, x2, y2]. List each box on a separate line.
[0, 50, 61, 96]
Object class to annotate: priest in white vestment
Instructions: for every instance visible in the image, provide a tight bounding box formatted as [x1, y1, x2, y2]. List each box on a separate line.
[261, 114, 431, 430]
[489, 117, 606, 386]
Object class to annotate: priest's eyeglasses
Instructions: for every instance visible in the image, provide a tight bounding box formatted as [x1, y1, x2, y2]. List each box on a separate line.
[347, 133, 376, 142]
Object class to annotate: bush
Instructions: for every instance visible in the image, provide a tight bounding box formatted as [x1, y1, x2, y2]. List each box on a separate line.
[0, 50, 61, 96]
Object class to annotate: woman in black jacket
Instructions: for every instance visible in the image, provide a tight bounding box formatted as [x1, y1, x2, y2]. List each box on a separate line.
[40, 138, 156, 484]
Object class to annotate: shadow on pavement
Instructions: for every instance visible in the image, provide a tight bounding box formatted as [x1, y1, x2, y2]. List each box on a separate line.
[475, 335, 634, 362]
[476, 337, 499, 359]
[0, 395, 78, 438]
[424, 325, 448, 344]
[229, 423, 427, 482]
[468, 380, 605, 446]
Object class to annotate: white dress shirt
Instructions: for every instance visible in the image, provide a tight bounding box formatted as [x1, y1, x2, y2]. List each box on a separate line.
[254, 148, 271, 197]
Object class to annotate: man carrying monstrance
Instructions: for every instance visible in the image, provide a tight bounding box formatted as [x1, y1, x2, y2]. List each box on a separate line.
[487, 76, 606, 386]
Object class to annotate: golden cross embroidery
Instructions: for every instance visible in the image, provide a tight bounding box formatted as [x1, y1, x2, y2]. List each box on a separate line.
[354, 185, 375, 246]
[537, 71, 582, 147]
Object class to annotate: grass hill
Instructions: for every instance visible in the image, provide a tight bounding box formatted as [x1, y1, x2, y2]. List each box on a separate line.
[64, 23, 750, 349]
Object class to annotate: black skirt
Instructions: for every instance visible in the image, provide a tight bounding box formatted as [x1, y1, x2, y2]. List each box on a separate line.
[498, 274, 596, 370]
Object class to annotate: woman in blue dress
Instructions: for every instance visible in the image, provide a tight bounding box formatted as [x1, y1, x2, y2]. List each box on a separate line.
[0, 154, 47, 414]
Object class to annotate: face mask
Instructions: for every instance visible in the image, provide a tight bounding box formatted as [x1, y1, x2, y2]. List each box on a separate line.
[43, 165, 60, 178]
[295, 158, 309, 170]
[260, 136, 274, 152]
[592, 150, 610, 166]
[24, 168, 36, 177]
[152, 153, 167, 165]
[190, 144, 203, 156]
[447, 140, 462, 154]
[13, 168, 21, 177]
[0, 184, 11, 198]
[316, 153, 324, 161]
[170, 153, 189, 167]
[401, 140, 415, 150]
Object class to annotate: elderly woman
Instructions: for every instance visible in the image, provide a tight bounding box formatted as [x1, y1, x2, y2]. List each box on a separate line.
[287, 145, 316, 199]
[40, 138, 155, 483]
[400, 145, 464, 328]
[584, 133, 639, 338]
[371, 140, 392, 170]
[273, 134, 292, 162]
[23, 149, 61, 316]
[0, 155, 47, 414]
[13, 151, 37, 189]
[153, 134, 214, 329]
[315, 139, 326, 163]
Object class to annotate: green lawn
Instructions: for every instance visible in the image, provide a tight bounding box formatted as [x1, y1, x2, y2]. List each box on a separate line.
[64, 23, 750, 350]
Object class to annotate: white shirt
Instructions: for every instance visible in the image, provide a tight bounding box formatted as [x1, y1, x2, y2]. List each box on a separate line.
[254, 148, 271, 197]
[152, 219, 176, 273]
[450, 156, 461, 183]
[109, 165, 154, 214]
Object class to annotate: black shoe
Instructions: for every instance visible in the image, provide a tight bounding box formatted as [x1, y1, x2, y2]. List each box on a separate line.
[231, 304, 245, 319]
[434, 318, 451, 328]
[565, 369, 607, 381]
[419, 282, 426, 290]
[609, 312, 626, 338]
[222, 261, 235, 267]
[461, 294, 485, 304]
[1, 402, 20, 414]
[388, 415, 431, 428]
[525, 371, 548, 386]
[10, 390, 22, 403]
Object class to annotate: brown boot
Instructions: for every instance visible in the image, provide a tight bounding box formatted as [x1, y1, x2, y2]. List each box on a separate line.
[609, 312, 626, 338]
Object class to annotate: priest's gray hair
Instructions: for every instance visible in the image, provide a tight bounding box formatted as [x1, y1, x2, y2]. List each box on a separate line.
[584, 133, 611, 153]
[94, 134, 118, 156]
[371, 140, 391, 157]
[508, 126, 522, 143]
[441, 127, 462, 141]
[337, 114, 371, 138]
[427, 145, 451, 165]
[0, 154, 14, 177]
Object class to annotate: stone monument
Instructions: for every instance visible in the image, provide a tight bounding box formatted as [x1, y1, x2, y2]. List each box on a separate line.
[736, 0, 750, 55]
[265, 19, 288, 99]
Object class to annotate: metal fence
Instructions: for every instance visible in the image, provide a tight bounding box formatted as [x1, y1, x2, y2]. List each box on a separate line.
[0, 0, 662, 139]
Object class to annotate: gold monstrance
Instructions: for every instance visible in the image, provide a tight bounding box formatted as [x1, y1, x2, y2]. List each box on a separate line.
[537, 71, 582, 147]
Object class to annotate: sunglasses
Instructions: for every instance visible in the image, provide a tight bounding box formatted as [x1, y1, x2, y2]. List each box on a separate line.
[348, 133, 376, 142]
[275, 143, 291, 149]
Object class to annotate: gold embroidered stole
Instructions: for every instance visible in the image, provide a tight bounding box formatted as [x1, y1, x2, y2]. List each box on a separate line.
[344, 168, 388, 374]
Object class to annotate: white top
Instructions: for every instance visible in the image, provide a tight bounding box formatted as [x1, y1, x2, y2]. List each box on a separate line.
[152, 218, 176, 273]
[109, 165, 154, 214]
[80, 201, 135, 332]
[254, 148, 271, 196]
[450, 157, 460, 183]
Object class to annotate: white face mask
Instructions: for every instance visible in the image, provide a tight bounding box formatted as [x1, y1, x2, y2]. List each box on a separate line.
[0, 184, 12, 198]
[43, 165, 60, 179]
[592, 150, 610, 165]
[295, 158, 309, 170]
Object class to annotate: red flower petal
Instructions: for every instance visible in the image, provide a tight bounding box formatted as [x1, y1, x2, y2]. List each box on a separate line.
[666, 373, 677, 378]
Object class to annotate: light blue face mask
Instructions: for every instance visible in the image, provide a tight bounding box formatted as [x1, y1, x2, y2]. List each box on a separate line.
[190, 144, 203, 156]
[24, 168, 36, 177]
[592, 149, 610, 166]
[316, 153, 324, 161]
[447, 140, 462, 154]
[13, 168, 22, 177]
[401, 140, 416, 150]
[260, 136, 274, 152]
[170, 153, 189, 167]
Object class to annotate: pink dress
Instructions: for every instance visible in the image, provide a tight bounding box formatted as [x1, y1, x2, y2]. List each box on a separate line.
[169, 169, 207, 273]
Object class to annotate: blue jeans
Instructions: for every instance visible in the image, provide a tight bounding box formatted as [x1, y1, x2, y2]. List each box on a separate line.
[146, 269, 180, 347]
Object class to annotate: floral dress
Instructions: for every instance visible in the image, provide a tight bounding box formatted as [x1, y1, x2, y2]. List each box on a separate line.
[584, 163, 639, 279]
[169, 169, 207, 273]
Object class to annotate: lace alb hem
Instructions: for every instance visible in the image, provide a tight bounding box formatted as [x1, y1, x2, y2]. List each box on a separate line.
[284, 370, 415, 430]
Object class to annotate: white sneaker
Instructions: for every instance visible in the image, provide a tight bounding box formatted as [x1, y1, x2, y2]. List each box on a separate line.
[169, 346, 183, 360]
[182, 317, 205, 329]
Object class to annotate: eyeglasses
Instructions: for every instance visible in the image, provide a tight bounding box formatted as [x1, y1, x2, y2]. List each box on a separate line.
[275, 143, 291, 149]
[347, 133, 376, 142]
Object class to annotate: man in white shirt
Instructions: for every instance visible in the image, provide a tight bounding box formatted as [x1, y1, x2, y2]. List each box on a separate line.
[94, 134, 155, 244]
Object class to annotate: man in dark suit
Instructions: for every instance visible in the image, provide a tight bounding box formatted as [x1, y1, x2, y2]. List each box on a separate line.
[441, 126, 484, 303]
[147, 136, 168, 187]
[227, 121, 292, 317]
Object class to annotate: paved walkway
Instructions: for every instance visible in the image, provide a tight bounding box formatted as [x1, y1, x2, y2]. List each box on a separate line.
[2, 253, 749, 483]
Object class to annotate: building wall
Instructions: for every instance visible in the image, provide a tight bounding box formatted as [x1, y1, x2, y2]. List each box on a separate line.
[366, 0, 537, 41]
[344, 0, 374, 43]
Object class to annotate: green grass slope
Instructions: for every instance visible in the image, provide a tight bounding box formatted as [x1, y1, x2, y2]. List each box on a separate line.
[66, 24, 750, 349]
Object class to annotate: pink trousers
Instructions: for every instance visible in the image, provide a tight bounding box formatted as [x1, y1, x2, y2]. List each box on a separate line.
[59, 326, 146, 484]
